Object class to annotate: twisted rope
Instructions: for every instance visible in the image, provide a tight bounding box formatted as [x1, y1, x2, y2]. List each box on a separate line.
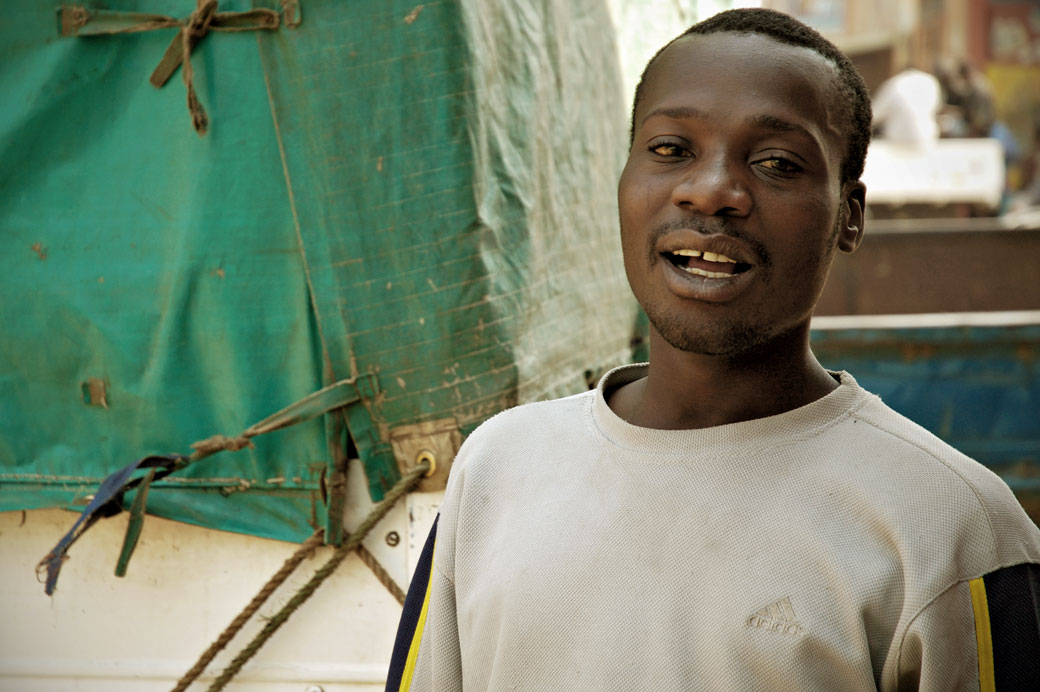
[60, 2, 281, 134]
[189, 434, 254, 456]
[201, 461, 430, 692]
[170, 528, 325, 692]
[63, 5, 179, 34]
[357, 544, 406, 605]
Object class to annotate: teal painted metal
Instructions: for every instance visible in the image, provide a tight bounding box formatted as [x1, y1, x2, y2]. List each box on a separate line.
[811, 321, 1040, 504]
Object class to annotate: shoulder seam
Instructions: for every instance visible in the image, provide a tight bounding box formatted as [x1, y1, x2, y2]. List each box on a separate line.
[858, 409, 996, 692]
[892, 577, 967, 692]
[851, 409, 1000, 557]
[891, 560, 1040, 690]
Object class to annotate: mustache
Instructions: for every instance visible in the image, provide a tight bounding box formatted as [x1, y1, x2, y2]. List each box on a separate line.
[647, 218, 770, 266]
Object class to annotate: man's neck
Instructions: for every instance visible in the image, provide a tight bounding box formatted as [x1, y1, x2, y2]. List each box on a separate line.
[608, 326, 838, 430]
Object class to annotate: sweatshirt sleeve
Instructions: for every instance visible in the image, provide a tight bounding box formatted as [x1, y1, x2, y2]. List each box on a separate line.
[384, 516, 463, 692]
[895, 563, 1040, 691]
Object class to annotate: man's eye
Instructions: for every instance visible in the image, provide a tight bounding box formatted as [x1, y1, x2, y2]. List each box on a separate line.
[758, 157, 802, 173]
[650, 144, 690, 157]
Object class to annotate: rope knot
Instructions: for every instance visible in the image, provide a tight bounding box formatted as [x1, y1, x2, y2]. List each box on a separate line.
[178, 1, 219, 134]
[69, 6, 90, 31]
[184, 0, 218, 38]
[62, 3, 288, 134]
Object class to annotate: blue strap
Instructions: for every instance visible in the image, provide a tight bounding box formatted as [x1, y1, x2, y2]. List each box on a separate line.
[37, 454, 185, 595]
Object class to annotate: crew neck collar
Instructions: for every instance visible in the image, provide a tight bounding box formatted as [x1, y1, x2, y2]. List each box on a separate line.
[591, 363, 868, 454]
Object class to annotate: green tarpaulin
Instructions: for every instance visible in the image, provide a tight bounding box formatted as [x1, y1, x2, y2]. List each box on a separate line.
[1, 0, 636, 543]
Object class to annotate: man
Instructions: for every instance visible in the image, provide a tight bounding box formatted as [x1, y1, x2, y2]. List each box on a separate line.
[872, 66, 943, 148]
[386, 8, 1040, 691]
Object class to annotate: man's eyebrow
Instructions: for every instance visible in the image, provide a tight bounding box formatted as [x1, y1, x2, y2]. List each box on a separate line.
[747, 114, 815, 142]
[640, 108, 818, 145]
[639, 106, 706, 128]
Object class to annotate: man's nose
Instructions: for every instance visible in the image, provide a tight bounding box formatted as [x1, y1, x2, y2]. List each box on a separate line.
[669, 157, 751, 217]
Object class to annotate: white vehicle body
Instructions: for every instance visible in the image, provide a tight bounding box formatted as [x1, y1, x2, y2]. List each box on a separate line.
[2, 461, 442, 692]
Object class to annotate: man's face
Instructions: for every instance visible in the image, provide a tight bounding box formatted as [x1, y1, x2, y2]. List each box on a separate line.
[619, 32, 864, 357]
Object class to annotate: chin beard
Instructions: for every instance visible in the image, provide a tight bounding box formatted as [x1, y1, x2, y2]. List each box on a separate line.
[644, 305, 772, 357]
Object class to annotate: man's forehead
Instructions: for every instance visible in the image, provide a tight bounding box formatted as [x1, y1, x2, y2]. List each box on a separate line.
[662, 30, 838, 69]
[637, 31, 846, 149]
[640, 32, 842, 113]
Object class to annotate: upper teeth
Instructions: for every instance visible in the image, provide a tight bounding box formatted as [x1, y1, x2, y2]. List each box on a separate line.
[672, 249, 738, 263]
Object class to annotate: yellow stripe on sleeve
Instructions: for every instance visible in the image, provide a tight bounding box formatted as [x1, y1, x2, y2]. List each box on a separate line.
[398, 545, 436, 692]
[969, 577, 996, 692]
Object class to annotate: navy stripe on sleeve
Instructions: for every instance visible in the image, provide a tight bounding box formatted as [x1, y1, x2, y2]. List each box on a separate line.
[385, 515, 439, 692]
[983, 562, 1040, 689]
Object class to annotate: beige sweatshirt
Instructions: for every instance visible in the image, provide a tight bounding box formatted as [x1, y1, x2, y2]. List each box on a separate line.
[390, 365, 1040, 691]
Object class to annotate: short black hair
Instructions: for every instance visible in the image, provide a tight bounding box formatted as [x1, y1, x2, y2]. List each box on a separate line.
[629, 8, 872, 184]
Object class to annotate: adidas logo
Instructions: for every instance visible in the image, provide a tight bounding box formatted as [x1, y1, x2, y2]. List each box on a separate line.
[747, 596, 805, 636]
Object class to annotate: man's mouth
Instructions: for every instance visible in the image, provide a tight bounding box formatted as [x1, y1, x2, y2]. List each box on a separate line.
[665, 249, 753, 279]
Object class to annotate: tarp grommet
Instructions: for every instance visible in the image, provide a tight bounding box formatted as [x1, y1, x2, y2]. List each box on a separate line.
[415, 450, 436, 478]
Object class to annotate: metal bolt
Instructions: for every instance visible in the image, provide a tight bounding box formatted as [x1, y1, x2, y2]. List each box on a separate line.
[385, 530, 400, 547]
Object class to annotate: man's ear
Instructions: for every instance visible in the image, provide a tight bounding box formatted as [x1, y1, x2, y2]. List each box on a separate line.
[838, 180, 866, 253]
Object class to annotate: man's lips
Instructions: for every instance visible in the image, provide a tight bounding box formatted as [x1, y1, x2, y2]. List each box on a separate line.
[655, 231, 760, 278]
[667, 248, 748, 278]
[647, 229, 765, 302]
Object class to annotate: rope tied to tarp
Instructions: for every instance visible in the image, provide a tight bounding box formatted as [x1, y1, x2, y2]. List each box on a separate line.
[37, 374, 381, 595]
[180, 0, 217, 134]
[62, 5, 181, 35]
[58, 2, 287, 135]
[172, 461, 429, 692]
[190, 433, 254, 455]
